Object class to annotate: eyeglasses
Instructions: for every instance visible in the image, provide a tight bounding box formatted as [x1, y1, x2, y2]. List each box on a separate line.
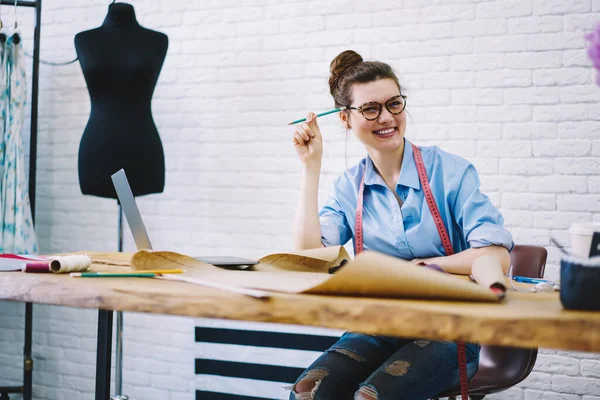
[346, 95, 407, 121]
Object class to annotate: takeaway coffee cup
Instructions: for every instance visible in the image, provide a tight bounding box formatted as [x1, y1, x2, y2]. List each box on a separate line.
[569, 223, 600, 258]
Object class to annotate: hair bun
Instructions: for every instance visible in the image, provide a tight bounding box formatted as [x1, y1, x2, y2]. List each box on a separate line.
[329, 50, 363, 95]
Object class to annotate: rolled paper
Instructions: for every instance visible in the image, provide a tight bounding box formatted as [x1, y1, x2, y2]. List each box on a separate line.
[23, 261, 51, 273]
[50, 254, 92, 273]
[471, 255, 506, 295]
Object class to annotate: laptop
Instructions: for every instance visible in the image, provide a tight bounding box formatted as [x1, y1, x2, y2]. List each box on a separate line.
[111, 169, 259, 267]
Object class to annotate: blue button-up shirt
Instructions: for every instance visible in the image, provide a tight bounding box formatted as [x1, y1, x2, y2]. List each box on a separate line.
[319, 139, 513, 259]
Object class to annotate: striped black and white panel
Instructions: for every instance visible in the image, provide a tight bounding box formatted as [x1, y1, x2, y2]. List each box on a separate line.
[195, 319, 342, 400]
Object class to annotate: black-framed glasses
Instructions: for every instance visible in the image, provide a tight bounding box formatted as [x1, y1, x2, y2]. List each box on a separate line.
[346, 95, 407, 121]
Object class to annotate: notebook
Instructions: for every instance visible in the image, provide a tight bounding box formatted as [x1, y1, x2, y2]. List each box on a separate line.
[110, 169, 258, 267]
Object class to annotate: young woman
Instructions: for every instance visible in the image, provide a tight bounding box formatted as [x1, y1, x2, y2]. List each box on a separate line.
[290, 50, 513, 400]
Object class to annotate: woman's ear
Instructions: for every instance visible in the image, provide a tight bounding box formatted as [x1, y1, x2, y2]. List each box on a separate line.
[340, 112, 351, 129]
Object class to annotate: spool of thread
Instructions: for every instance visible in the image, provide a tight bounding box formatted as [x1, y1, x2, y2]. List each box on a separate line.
[23, 261, 51, 273]
[49, 255, 92, 273]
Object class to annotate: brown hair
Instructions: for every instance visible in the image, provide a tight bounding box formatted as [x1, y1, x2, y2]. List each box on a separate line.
[328, 50, 402, 108]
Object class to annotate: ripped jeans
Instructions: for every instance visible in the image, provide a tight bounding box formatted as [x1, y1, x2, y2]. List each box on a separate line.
[289, 332, 480, 400]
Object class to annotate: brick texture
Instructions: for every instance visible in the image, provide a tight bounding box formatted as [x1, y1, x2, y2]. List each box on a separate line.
[0, 0, 599, 399]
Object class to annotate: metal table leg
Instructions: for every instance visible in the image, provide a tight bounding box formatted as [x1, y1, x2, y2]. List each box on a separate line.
[95, 310, 113, 400]
[23, 302, 32, 400]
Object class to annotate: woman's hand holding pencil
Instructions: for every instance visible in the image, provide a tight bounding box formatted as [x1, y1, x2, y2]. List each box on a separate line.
[292, 112, 323, 166]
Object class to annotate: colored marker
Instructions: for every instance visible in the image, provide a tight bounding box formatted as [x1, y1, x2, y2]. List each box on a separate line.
[512, 276, 548, 284]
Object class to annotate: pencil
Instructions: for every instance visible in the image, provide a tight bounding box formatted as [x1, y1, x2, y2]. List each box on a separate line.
[122, 269, 183, 274]
[71, 272, 157, 278]
[288, 107, 346, 125]
[71, 269, 183, 276]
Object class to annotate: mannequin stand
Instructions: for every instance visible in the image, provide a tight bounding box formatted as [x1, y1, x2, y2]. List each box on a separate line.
[112, 204, 128, 400]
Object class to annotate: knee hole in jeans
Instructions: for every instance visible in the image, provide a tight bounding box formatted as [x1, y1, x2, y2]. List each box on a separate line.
[292, 369, 329, 399]
[331, 347, 366, 362]
[385, 360, 411, 376]
[355, 384, 378, 400]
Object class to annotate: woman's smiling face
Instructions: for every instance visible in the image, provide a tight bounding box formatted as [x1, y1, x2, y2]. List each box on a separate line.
[341, 78, 407, 156]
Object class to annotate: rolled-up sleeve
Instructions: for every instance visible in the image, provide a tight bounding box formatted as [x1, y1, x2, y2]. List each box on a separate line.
[319, 191, 352, 247]
[452, 164, 514, 252]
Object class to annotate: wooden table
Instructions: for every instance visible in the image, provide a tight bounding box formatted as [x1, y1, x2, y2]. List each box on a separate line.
[2, 252, 600, 399]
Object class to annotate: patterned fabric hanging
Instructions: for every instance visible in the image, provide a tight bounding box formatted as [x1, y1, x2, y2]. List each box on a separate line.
[0, 34, 37, 254]
[0, 36, 8, 169]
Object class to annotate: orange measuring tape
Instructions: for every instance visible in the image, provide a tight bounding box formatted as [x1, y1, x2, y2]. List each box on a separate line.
[354, 143, 469, 399]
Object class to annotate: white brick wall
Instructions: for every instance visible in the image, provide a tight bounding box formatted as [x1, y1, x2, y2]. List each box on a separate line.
[0, 0, 599, 399]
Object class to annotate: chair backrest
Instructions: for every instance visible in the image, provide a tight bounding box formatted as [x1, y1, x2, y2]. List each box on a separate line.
[510, 244, 547, 279]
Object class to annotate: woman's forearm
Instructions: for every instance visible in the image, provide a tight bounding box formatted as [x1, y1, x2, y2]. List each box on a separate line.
[294, 163, 323, 250]
[422, 245, 510, 275]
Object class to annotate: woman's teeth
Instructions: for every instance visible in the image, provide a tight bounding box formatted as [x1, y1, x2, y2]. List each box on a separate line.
[374, 127, 395, 135]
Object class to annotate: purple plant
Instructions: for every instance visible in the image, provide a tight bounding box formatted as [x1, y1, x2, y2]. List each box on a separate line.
[587, 23, 600, 85]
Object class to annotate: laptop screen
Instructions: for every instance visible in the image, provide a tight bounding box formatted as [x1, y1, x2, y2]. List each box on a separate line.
[111, 169, 153, 250]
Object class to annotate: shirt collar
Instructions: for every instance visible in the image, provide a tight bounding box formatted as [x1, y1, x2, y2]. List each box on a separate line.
[363, 139, 421, 190]
[398, 140, 420, 190]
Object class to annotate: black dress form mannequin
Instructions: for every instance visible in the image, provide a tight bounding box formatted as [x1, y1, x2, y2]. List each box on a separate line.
[75, 2, 167, 198]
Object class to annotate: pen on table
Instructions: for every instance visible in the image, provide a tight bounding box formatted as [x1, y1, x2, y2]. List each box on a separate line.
[70, 269, 184, 278]
[512, 276, 549, 284]
[288, 107, 347, 125]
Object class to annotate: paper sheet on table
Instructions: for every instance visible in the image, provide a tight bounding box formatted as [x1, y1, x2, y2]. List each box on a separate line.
[130, 246, 500, 302]
[78, 251, 134, 267]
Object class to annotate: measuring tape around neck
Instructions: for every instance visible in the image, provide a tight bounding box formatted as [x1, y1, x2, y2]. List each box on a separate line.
[354, 170, 366, 255]
[354, 142, 469, 399]
[412, 146, 454, 256]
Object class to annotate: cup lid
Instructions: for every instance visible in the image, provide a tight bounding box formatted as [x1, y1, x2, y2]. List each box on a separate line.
[569, 223, 600, 235]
